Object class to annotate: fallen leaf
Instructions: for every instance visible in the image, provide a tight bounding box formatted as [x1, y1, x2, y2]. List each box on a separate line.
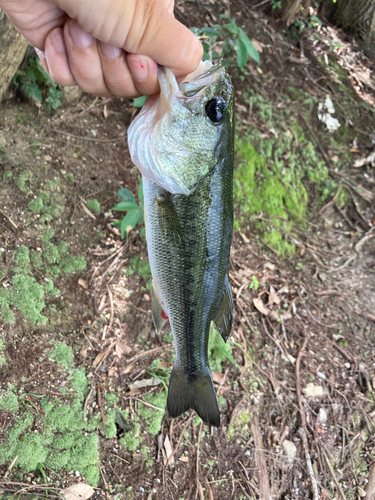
[282, 311, 292, 321]
[80, 346, 89, 358]
[159, 360, 172, 369]
[115, 342, 132, 358]
[251, 40, 264, 53]
[268, 310, 280, 321]
[163, 435, 174, 466]
[179, 456, 189, 463]
[93, 348, 109, 367]
[240, 232, 250, 243]
[264, 262, 276, 271]
[78, 278, 88, 289]
[269, 286, 280, 305]
[127, 377, 162, 390]
[123, 363, 135, 374]
[60, 483, 94, 500]
[103, 104, 109, 119]
[303, 383, 327, 399]
[212, 371, 224, 384]
[253, 297, 270, 316]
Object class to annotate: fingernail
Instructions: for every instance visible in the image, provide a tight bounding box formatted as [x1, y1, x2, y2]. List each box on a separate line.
[128, 57, 149, 82]
[68, 19, 93, 49]
[100, 41, 122, 59]
[51, 29, 66, 54]
[34, 48, 50, 75]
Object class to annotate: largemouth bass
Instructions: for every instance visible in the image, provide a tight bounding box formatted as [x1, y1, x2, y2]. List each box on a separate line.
[128, 61, 234, 426]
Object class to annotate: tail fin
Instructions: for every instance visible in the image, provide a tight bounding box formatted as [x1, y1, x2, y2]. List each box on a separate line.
[167, 368, 220, 427]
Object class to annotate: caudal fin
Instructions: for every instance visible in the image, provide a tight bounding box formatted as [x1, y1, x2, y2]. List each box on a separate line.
[167, 368, 220, 427]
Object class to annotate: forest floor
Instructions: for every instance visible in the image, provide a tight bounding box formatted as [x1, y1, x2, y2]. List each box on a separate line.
[0, 1, 375, 499]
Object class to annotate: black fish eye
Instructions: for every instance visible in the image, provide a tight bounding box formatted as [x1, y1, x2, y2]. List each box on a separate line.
[205, 97, 226, 123]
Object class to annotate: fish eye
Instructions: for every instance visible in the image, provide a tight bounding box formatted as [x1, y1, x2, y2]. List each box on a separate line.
[205, 97, 226, 123]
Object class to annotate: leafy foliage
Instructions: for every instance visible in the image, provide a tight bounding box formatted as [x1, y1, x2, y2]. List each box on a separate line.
[112, 180, 144, 238]
[13, 56, 62, 112]
[192, 15, 260, 70]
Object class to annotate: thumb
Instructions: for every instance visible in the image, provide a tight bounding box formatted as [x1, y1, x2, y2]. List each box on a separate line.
[123, 2, 203, 77]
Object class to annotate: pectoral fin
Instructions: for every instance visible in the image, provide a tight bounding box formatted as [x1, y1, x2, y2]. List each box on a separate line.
[155, 191, 181, 244]
[213, 275, 233, 342]
[151, 282, 168, 334]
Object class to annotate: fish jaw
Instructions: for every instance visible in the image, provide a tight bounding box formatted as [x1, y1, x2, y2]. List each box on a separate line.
[128, 60, 234, 195]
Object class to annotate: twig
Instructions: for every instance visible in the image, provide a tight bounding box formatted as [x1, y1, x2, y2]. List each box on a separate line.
[321, 448, 346, 500]
[3, 456, 18, 479]
[83, 384, 95, 422]
[250, 414, 270, 500]
[94, 340, 115, 373]
[97, 385, 107, 425]
[166, 414, 194, 467]
[105, 285, 115, 339]
[365, 463, 375, 499]
[296, 336, 319, 500]
[107, 461, 123, 484]
[124, 344, 173, 366]
[0, 209, 18, 229]
[196, 422, 203, 499]
[52, 129, 123, 143]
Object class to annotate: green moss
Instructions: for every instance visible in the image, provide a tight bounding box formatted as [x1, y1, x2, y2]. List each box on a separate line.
[69, 367, 90, 397]
[57, 241, 69, 254]
[3, 170, 13, 181]
[0, 390, 19, 413]
[27, 190, 64, 219]
[0, 392, 100, 486]
[49, 342, 74, 369]
[234, 90, 337, 256]
[60, 254, 86, 273]
[0, 290, 15, 324]
[66, 173, 74, 183]
[44, 242, 60, 264]
[86, 199, 101, 214]
[16, 170, 34, 192]
[12, 245, 30, 272]
[139, 391, 167, 435]
[0, 338, 5, 367]
[10, 274, 47, 324]
[129, 257, 151, 282]
[120, 414, 141, 451]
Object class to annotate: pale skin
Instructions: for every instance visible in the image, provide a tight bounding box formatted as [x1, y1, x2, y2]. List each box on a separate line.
[0, 0, 203, 97]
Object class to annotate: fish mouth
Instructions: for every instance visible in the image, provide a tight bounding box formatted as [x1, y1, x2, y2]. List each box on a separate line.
[157, 60, 226, 114]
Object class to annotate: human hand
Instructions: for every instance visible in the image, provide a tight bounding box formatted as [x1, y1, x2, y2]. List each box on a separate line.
[0, 0, 203, 97]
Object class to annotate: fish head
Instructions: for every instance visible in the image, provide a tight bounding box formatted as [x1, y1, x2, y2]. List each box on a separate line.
[128, 60, 234, 195]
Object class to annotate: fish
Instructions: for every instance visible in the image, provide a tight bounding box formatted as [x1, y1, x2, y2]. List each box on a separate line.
[128, 60, 234, 426]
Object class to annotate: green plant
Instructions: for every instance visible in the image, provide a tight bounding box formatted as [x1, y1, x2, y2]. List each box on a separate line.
[249, 275, 260, 290]
[13, 56, 62, 112]
[112, 180, 144, 238]
[192, 15, 260, 71]
[271, 0, 282, 9]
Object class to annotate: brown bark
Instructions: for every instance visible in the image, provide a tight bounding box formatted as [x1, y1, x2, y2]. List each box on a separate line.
[323, 0, 375, 47]
[282, 0, 312, 25]
[0, 11, 29, 104]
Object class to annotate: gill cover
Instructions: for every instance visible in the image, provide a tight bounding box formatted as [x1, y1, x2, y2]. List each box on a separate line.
[128, 60, 234, 195]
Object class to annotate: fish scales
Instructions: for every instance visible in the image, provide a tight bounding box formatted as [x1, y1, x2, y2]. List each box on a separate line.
[129, 61, 234, 426]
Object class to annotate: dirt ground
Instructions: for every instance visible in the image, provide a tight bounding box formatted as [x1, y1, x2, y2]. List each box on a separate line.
[1, 1, 375, 499]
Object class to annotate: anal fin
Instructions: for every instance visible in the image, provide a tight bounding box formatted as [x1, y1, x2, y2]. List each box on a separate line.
[151, 282, 168, 334]
[213, 274, 233, 342]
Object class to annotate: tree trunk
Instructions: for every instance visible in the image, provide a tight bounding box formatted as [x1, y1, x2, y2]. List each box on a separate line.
[0, 11, 29, 104]
[281, 0, 312, 25]
[330, 0, 375, 45]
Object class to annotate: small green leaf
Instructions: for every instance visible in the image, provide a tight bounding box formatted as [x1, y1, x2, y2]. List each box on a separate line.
[239, 28, 260, 65]
[137, 207, 144, 225]
[120, 209, 140, 238]
[112, 201, 139, 212]
[111, 220, 121, 228]
[133, 95, 148, 107]
[138, 178, 144, 204]
[236, 39, 248, 71]
[117, 188, 136, 203]
[200, 27, 221, 37]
